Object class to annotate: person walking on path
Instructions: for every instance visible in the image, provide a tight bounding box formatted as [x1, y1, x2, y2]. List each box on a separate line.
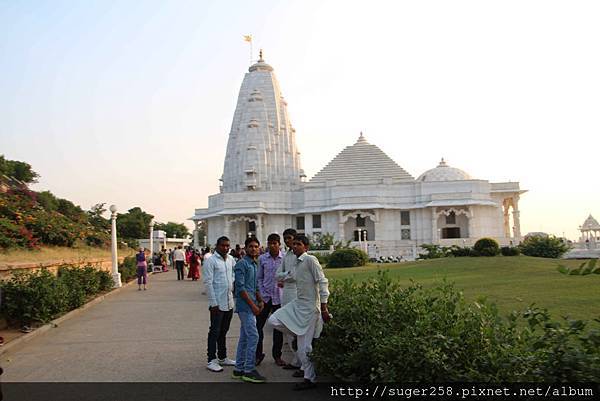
[173, 245, 186, 281]
[202, 236, 236, 373]
[231, 236, 266, 383]
[269, 234, 331, 390]
[136, 247, 148, 291]
[275, 228, 301, 369]
[255, 233, 286, 367]
[188, 249, 201, 281]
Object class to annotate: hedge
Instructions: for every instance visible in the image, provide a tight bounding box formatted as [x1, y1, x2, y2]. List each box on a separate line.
[312, 272, 600, 382]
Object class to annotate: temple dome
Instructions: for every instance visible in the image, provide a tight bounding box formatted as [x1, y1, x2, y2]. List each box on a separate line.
[310, 133, 414, 183]
[418, 158, 472, 182]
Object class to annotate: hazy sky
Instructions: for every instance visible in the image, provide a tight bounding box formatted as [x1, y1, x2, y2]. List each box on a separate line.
[1, 1, 599, 240]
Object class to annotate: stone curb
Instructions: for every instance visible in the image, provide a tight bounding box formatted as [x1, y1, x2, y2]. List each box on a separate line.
[0, 275, 145, 356]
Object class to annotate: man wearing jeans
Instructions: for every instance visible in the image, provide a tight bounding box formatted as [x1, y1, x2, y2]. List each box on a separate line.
[255, 233, 285, 366]
[173, 245, 186, 281]
[231, 236, 266, 383]
[202, 236, 236, 372]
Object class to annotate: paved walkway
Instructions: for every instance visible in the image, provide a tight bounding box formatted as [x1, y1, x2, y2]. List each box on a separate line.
[2, 270, 297, 382]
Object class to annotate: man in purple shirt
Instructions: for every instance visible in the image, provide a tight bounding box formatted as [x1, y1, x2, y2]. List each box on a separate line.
[255, 233, 286, 366]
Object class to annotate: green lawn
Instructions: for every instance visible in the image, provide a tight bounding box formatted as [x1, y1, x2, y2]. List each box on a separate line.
[324, 256, 600, 321]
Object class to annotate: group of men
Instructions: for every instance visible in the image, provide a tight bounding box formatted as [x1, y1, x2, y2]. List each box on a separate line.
[202, 229, 330, 390]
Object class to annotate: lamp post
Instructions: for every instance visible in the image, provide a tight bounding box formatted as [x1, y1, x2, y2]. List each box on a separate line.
[149, 219, 155, 255]
[109, 205, 122, 288]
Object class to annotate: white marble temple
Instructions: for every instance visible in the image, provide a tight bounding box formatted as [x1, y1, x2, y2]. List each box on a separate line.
[192, 54, 525, 259]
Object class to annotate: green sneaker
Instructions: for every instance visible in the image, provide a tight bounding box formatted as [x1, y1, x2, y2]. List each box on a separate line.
[242, 369, 266, 383]
[231, 370, 244, 380]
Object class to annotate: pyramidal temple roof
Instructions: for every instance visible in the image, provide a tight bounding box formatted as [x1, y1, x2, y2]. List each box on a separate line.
[580, 214, 600, 230]
[310, 133, 414, 183]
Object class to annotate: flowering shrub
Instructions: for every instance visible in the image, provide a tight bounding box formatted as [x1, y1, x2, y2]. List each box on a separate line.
[0, 187, 110, 249]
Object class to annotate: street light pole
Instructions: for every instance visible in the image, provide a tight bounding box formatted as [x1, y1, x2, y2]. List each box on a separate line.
[109, 205, 122, 288]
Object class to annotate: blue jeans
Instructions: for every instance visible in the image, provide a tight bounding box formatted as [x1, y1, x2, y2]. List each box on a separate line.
[235, 311, 258, 373]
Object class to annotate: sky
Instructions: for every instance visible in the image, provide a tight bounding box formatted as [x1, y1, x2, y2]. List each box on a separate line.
[1, 0, 599, 240]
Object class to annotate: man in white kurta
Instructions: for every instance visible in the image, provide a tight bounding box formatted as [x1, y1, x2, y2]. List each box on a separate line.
[269, 234, 330, 387]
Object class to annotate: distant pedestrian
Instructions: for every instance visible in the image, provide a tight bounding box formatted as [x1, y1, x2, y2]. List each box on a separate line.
[232, 236, 266, 383]
[188, 249, 201, 281]
[173, 245, 186, 281]
[203, 247, 213, 261]
[136, 247, 148, 291]
[203, 236, 236, 372]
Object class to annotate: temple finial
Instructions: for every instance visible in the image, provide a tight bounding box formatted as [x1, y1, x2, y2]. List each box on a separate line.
[258, 49, 264, 62]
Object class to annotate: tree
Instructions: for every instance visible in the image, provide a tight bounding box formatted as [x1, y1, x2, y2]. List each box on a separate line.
[87, 203, 110, 231]
[116, 207, 154, 240]
[519, 235, 570, 258]
[0, 155, 39, 184]
[154, 222, 190, 239]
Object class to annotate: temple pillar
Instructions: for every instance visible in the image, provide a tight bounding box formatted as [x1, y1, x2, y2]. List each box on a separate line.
[193, 221, 200, 250]
[503, 199, 511, 238]
[338, 211, 345, 242]
[431, 208, 438, 243]
[256, 215, 263, 245]
[467, 207, 474, 240]
[224, 217, 230, 240]
[512, 195, 521, 240]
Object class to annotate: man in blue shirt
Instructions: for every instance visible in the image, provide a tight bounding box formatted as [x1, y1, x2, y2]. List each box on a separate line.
[232, 236, 266, 383]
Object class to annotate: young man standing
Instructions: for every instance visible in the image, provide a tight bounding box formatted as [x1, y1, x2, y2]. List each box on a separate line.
[275, 228, 301, 369]
[173, 245, 186, 281]
[202, 236, 236, 372]
[255, 233, 285, 366]
[269, 234, 331, 390]
[232, 237, 266, 383]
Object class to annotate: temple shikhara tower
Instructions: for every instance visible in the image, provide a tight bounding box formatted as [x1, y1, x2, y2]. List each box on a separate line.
[192, 52, 525, 258]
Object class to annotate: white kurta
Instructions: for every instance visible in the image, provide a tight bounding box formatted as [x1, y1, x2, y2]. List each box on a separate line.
[276, 250, 299, 306]
[272, 253, 329, 337]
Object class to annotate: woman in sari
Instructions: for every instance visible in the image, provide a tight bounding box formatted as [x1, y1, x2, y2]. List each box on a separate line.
[187, 249, 201, 281]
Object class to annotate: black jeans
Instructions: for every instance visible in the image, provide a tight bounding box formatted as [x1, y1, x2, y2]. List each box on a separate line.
[175, 261, 184, 280]
[255, 300, 283, 359]
[207, 308, 233, 362]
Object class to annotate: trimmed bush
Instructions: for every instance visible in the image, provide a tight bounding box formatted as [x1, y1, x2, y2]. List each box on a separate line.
[519, 235, 570, 258]
[118, 256, 138, 282]
[501, 246, 521, 256]
[327, 248, 368, 268]
[310, 252, 330, 267]
[449, 245, 472, 257]
[418, 244, 451, 259]
[0, 264, 115, 326]
[312, 272, 600, 382]
[473, 237, 500, 256]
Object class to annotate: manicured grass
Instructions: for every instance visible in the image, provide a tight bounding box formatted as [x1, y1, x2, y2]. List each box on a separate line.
[0, 246, 133, 264]
[325, 256, 600, 321]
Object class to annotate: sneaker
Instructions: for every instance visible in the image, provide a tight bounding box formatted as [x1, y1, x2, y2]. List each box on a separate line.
[231, 370, 244, 380]
[293, 379, 316, 391]
[207, 359, 223, 372]
[218, 357, 236, 366]
[242, 369, 266, 383]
